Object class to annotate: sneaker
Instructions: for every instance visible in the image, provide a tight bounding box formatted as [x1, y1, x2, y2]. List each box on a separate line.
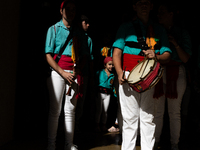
[171, 144, 179, 150]
[71, 145, 78, 150]
[47, 144, 55, 150]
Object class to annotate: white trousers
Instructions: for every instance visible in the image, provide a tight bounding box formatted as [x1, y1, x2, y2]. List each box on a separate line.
[47, 70, 78, 150]
[119, 71, 157, 150]
[154, 65, 186, 145]
[95, 92, 111, 124]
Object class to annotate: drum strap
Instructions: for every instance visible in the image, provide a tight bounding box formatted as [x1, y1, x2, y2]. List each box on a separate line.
[125, 22, 161, 54]
[125, 23, 147, 56]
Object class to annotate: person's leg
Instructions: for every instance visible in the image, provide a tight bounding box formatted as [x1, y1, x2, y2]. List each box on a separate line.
[101, 93, 111, 124]
[64, 75, 78, 150]
[47, 71, 66, 150]
[114, 74, 123, 133]
[153, 66, 167, 149]
[119, 71, 140, 150]
[100, 93, 111, 132]
[95, 92, 103, 124]
[168, 66, 186, 147]
[153, 95, 166, 143]
[140, 87, 157, 150]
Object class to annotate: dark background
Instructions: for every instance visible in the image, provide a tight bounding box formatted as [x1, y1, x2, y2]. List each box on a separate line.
[1, 0, 200, 147]
[15, 0, 200, 138]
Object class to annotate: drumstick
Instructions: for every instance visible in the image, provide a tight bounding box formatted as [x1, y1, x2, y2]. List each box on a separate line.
[139, 55, 148, 73]
[141, 59, 149, 78]
[122, 66, 126, 79]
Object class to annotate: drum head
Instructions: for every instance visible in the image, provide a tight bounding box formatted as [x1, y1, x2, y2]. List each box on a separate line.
[128, 59, 155, 84]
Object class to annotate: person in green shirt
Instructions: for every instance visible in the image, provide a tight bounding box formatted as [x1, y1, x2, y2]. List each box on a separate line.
[154, 2, 192, 150]
[95, 57, 116, 132]
[45, 1, 79, 150]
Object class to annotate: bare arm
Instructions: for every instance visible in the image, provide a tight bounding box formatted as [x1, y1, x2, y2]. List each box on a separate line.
[113, 48, 126, 85]
[168, 35, 190, 63]
[143, 50, 171, 64]
[46, 53, 75, 84]
[155, 51, 171, 64]
[175, 46, 190, 63]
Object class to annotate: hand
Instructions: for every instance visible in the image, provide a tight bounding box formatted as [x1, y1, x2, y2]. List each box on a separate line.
[142, 49, 155, 58]
[118, 71, 127, 85]
[168, 35, 178, 46]
[61, 71, 75, 85]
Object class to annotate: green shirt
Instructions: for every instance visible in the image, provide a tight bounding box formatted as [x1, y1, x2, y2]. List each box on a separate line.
[113, 19, 171, 55]
[168, 26, 192, 62]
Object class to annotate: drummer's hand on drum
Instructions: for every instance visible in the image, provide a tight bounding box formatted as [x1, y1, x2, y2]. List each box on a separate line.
[143, 49, 155, 59]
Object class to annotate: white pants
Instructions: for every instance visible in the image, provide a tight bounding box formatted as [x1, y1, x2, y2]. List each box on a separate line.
[154, 65, 186, 145]
[95, 92, 111, 124]
[119, 71, 157, 150]
[47, 70, 78, 150]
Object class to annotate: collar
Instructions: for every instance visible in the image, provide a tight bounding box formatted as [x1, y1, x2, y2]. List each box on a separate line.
[58, 20, 71, 31]
[134, 18, 153, 28]
[103, 69, 114, 77]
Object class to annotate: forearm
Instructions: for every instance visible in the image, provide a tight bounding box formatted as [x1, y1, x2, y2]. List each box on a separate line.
[175, 45, 190, 63]
[169, 34, 191, 63]
[46, 53, 65, 76]
[156, 52, 171, 64]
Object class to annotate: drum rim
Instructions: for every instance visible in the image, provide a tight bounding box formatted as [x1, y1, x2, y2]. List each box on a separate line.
[129, 64, 164, 93]
[127, 58, 156, 85]
[138, 66, 164, 93]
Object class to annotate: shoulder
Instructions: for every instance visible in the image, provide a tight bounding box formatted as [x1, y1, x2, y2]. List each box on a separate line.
[99, 69, 106, 74]
[152, 22, 166, 33]
[54, 20, 63, 27]
[174, 26, 190, 36]
[115, 22, 134, 38]
[97, 69, 104, 74]
[118, 21, 133, 31]
[88, 35, 92, 41]
[47, 21, 63, 32]
[96, 69, 104, 77]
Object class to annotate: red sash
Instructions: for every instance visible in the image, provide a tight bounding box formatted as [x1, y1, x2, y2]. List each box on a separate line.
[53, 54, 84, 99]
[53, 54, 74, 70]
[123, 53, 145, 71]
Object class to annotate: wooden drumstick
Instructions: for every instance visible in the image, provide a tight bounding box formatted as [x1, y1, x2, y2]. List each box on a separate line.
[122, 66, 126, 80]
[139, 55, 148, 73]
[140, 58, 149, 78]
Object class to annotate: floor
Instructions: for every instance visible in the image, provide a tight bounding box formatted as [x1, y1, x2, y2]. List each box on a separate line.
[1, 124, 200, 150]
[2, 90, 200, 150]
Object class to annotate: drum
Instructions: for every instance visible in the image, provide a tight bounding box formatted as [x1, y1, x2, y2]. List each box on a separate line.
[127, 58, 164, 93]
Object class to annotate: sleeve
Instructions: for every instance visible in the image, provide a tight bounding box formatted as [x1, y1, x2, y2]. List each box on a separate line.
[111, 76, 117, 97]
[45, 26, 56, 54]
[181, 29, 192, 56]
[88, 37, 94, 60]
[110, 47, 114, 57]
[158, 28, 172, 55]
[95, 70, 100, 86]
[198, 45, 200, 69]
[112, 24, 126, 51]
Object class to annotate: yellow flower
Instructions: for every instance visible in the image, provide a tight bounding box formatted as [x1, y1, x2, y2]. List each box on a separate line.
[146, 37, 157, 51]
[101, 47, 110, 57]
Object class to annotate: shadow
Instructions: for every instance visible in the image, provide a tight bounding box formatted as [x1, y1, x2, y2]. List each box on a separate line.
[9, 0, 200, 150]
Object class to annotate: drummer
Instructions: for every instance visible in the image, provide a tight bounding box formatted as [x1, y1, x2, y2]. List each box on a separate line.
[112, 0, 171, 150]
